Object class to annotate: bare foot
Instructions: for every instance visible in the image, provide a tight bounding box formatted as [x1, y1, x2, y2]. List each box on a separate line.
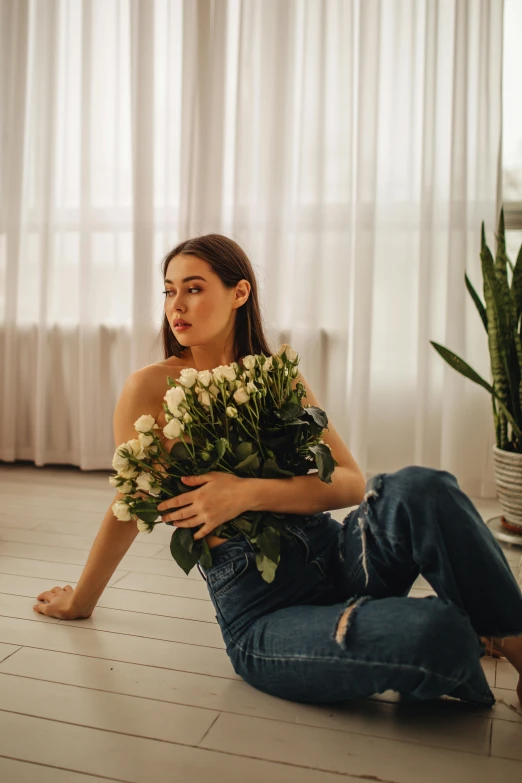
[480, 635, 522, 706]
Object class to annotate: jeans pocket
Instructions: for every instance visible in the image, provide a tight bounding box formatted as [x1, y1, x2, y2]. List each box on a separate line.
[207, 552, 251, 599]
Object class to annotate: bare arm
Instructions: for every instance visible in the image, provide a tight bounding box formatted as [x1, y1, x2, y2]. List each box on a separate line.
[67, 497, 141, 617]
[33, 369, 161, 619]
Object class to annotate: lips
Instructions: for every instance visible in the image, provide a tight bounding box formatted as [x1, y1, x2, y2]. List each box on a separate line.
[174, 320, 191, 327]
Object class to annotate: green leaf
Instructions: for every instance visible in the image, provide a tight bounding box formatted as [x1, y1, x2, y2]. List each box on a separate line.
[511, 241, 522, 327]
[169, 529, 199, 575]
[170, 441, 193, 461]
[134, 508, 161, 525]
[234, 441, 254, 461]
[235, 452, 260, 475]
[430, 341, 522, 439]
[255, 553, 278, 583]
[465, 272, 488, 332]
[301, 405, 328, 429]
[176, 527, 195, 553]
[261, 458, 296, 479]
[214, 438, 228, 461]
[231, 516, 254, 534]
[275, 402, 304, 422]
[257, 525, 281, 565]
[199, 538, 213, 570]
[309, 443, 337, 483]
[482, 244, 521, 422]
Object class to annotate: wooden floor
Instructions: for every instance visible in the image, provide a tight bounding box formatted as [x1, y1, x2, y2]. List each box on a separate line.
[0, 462, 521, 783]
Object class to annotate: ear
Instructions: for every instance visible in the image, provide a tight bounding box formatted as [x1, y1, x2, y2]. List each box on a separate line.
[234, 279, 251, 308]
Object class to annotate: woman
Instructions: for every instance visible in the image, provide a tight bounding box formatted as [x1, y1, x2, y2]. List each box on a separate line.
[34, 233, 522, 707]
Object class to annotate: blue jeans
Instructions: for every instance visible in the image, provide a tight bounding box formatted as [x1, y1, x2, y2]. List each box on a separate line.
[198, 466, 522, 706]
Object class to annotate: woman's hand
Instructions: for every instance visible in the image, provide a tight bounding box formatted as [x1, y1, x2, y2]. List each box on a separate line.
[33, 585, 92, 620]
[157, 472, 252, 540]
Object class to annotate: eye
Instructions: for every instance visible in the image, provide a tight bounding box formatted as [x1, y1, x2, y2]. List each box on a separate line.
[162, 287, 201, 297]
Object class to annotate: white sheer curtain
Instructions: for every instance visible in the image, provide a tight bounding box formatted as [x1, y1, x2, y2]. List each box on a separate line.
[0, 0, 503, 497]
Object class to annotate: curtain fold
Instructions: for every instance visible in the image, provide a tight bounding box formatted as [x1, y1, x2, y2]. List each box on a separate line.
[0, 0, 503, 497]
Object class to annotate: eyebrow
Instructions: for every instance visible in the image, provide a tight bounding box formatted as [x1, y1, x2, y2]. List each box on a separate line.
[163, 276, 207, 284]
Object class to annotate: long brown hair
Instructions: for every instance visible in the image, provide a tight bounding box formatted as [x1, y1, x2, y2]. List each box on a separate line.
[157, 234, 273, 363]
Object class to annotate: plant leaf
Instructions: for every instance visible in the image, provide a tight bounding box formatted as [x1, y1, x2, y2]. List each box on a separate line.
[170, 441, 193, 461]
[257, 525, 281, 564]
[465, 272, 488, 332]
[169, 529, 199, 575]
[261, 458, 296, 478]
[301, 405, 328, 428]
[309, 443, 337, 483]
[430, 341, 522, 439]
[214, 438, 228, 461]
[235, 452, 260, 475]
[256, 553, 278, 583]
[275, 402, 304, 422]
[234, 441, 254, 461]
[199, 537, 213, 570]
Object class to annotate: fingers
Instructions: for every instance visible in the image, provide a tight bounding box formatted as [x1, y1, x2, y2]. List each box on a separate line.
[33, 602, 47, 615]
[35, 585, 72, 601]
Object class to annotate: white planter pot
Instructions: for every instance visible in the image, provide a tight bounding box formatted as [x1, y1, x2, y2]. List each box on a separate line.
[492, 445, 522, 532]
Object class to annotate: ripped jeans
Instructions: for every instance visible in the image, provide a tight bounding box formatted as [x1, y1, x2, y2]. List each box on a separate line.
[198, 466, 522, 706]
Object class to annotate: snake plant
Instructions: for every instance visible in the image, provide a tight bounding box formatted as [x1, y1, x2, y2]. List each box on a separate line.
[431, 208, 522, 454]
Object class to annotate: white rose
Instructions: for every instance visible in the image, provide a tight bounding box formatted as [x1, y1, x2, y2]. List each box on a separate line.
[178, 368, 198, 388]
[212, 367, 225, 383]
[120, 480, 134, 494]
[278, 344, 298, 363]
[119, 465, 139, 480]
[134, 414, 156, 433]
[163, 418, 184, 440]
[209, 383, 220, 398]
[246, 381, 257, 394]
[226, 406, 238, 418]
[112, 500, 132, 521]
[137, 519, 152, 534]
[233, 387, 250, 405]
[138, 432, 154, 449]
[198, 390, 212, 407]
[127, 439, 146, 459]
[136, 472, 155, 493]
[112, 446, 130, 473]
[221, 365, 237, 382]
[197, 370, 212, 387]
[262, 356, 273, 372]
[165, 387, 186, 416]
[109, 474, 119, 487]
[182, 412, 193, 424]
[242, 355, 256, 370]
[291, 366, 299, 378]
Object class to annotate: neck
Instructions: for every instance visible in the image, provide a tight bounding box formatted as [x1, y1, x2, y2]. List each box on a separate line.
[182, 346, 237, 373]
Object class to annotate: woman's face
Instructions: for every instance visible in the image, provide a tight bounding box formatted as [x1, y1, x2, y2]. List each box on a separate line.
[163, 253, 243, 349]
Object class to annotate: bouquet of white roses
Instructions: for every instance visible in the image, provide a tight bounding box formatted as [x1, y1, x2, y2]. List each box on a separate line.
[110, 344, 337, 583]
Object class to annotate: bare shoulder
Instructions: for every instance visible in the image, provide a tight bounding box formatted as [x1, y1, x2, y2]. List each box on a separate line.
[291, 370, 363, 476]
[113, 356, 192, 446]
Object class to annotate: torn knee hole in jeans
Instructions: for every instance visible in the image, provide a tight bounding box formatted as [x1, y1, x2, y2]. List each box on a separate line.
[333, 596, 372, 646]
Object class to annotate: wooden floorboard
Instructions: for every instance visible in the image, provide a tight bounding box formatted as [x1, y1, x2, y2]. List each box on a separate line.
[0, 461, 521, 782]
